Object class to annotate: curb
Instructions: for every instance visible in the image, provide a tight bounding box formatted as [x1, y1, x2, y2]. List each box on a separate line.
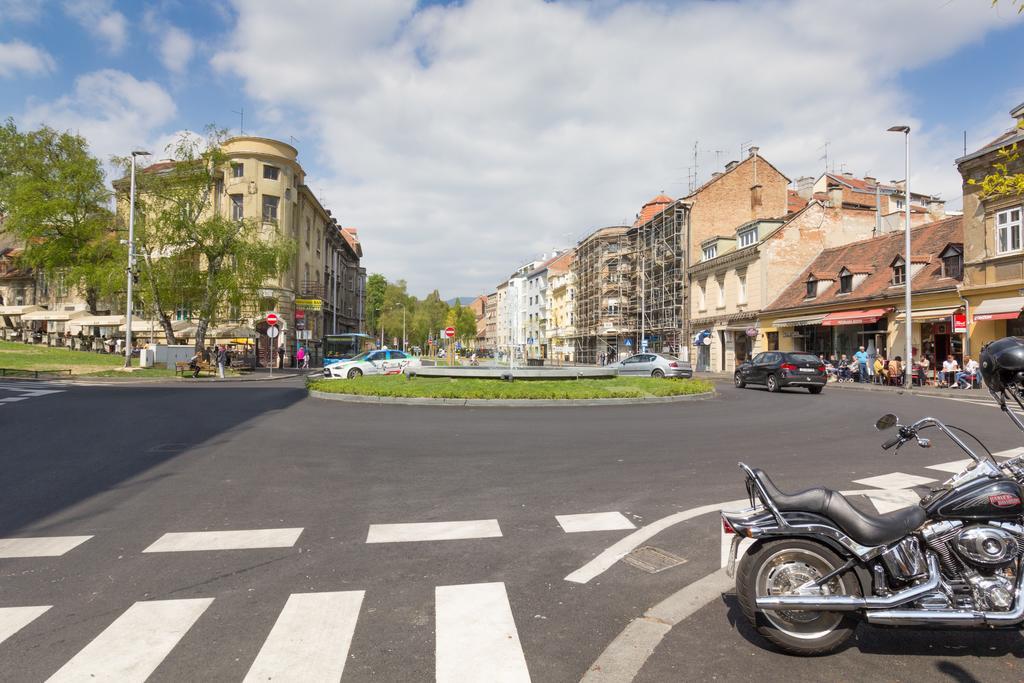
[308, 389, 716, 407]
[56, 372, 305, 385]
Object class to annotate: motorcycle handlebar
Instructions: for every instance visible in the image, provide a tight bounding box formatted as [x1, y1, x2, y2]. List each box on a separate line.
[881, 435, 903, 451]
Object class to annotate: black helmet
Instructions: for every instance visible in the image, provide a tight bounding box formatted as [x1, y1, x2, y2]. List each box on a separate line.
[980, 336, 1024, 392]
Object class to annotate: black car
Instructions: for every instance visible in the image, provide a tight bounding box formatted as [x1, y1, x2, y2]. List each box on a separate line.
[734, 351, 827, 394]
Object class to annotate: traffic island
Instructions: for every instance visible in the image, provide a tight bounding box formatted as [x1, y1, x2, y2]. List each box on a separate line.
[308, 375, 715, 406]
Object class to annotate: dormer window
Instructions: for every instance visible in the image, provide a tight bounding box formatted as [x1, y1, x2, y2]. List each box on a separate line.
[805, 276, 818, 299]
[891, 256, 906, 286]
[703, 244, 717, 261]
[940, 244, 963, 280]
[738, 226, 758, 248]
[838, 267, 853, 294]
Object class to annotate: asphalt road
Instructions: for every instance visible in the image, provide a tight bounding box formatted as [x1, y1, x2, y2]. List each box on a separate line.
[0, 377, 1021, 681]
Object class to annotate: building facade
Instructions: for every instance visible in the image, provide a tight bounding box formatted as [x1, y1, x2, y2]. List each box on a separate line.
[547, 251, 575, 362]
[572, 226, 633, 363]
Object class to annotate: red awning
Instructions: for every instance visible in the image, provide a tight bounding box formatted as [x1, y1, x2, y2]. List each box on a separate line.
[975, 311, 1022, 321]
[820, 309, 888, 326]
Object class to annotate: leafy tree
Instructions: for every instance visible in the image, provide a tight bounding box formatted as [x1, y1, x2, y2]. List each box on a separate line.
[0, 119, 119, 312]
[969, 121, 1024, 199]
[449, 300, 477, 342]
[365, 273, 387, 335]
[128, 128, 295, 349]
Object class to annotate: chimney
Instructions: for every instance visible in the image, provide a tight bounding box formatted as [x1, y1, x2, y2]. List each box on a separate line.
[725, 160, 739, 172]
[927, 197, 946, 221]
[828, 186, 844, 209]
[795, 176, 814, 200]
[842, 171, 854, 178]
[863, 175, 876, 185]
[711, 171, 722, 180]
[747, 146, 759, 158]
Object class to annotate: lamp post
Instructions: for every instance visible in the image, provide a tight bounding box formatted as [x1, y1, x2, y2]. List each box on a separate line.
[888, 125, 912, 387]
[124, 150, 151, 368]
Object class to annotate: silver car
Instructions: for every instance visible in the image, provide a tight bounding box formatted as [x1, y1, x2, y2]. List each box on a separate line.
[609, 353, 693, 378]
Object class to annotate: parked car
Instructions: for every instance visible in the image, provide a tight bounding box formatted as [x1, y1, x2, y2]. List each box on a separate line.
[323, 349, 422, 379]
[734, 351, 826, 393]
[609, 353, 693, 378]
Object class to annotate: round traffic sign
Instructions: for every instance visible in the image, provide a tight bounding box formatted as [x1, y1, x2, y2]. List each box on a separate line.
[266, 313, 278, 326]
[444, 326, 456, 338]
[266, 326, 280, 339]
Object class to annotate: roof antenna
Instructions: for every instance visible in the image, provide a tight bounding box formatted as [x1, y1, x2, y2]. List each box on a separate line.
[232, 107, 244, 135]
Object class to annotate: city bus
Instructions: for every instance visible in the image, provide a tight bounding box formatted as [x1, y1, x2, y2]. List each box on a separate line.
[323, 333, 374, 367]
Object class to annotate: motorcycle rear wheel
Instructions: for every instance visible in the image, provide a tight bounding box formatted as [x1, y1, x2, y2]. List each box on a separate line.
[737, 539, 861, 656]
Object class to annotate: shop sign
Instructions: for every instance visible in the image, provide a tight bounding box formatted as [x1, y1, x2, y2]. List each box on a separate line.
[953, 313, 967, 334]
[295, 298, 322, 311]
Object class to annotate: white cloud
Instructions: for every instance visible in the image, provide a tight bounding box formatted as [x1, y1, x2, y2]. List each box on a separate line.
[0, 40, 55, 77]
[0, 0, 45, 23]
[158, 25, 195, 75]
[22, 69, 176, 171]
[62, 0, 128, 55]
[213, 0, 1023, 295]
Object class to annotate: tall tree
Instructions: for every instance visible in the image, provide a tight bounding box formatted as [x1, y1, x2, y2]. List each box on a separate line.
[130, 128, 295, 349]
[365, 273, 387, 336]
[0, 119, 119, 312]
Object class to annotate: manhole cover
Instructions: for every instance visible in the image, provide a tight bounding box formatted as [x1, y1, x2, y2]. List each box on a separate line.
[622, 546, 687, 574]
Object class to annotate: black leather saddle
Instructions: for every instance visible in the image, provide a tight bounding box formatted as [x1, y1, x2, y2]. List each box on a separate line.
[753, 468, 926, 547]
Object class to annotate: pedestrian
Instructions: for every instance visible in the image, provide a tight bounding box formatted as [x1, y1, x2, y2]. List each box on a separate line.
[954, 355, 978, 389]
[942, 355, 959, 388]
[277, 345, 285, 369]
[216, 344, 228, 379]
[854, 346, 868, 383]
[887, 355, 903, 386]
[874, 353, 886, 385]
[919, 354, 931, 386]
[189, 349, 202, 378]
[297, 345, 307, 369]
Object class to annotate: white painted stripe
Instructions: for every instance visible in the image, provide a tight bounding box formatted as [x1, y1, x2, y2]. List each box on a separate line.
[435, 582, 530, 683]
[0, 535, 93, 558]
[852, 472, 935, 489]
[366, 519, 502, 543]
[555, 512, 635, 533]
[994, 446, 1024, 459]
[0, 606, 50, 645]
[926, 459, 973, 474]
[243, 591, 364, 683]
[46, 598, 213, 683]
[143, 528, 303, 553]
[863, 489, 922, 513]
[0, 396, 28, 403]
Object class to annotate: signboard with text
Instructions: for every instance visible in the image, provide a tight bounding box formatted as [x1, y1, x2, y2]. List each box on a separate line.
[953, 313, 967, 334]
[295, 298, 322, 311]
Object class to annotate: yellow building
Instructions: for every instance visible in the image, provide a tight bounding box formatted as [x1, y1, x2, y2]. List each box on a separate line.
[956, 103, 1024, 354]
[547, 250, 576, 362]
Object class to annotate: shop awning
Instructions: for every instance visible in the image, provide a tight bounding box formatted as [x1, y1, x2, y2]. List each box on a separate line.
[972, 296, 1024, 322]
[68, 314, 126, 329]
[121, 319, 165, 333]
[21, 310, 88, 322]
[772, 313, 827, 327]
[821, 309, 888, 326]
[0, 305, 42, 316]
[895, 307, 962, 323]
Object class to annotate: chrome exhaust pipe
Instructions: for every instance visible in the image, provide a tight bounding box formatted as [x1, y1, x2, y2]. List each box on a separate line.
[756, 554, 941, 612]
[866, 569, 1024, 627]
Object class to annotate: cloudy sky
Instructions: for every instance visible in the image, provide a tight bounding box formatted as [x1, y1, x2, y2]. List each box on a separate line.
[2, 1, 1022, 296]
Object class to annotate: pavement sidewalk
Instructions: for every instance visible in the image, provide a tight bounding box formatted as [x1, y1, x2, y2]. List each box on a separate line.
[694, 371, 987, 399]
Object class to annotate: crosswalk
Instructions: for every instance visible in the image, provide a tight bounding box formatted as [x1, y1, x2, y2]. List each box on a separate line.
[0, 381, 65, 407]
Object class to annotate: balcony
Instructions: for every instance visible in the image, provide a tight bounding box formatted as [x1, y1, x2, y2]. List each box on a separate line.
[299, 281, 326, 298]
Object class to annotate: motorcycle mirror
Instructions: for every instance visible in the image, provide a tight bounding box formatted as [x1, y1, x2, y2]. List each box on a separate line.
[875, 414, 898, 431]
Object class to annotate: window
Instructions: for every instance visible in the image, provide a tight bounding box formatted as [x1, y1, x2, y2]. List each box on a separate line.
[738, 227, 758, 248]
[316, 229, 321, 255]
[262, 195, 279, 222]
[891, 257, 906, 286]
[737, 273, 747, 304]
[940, 244, 964, 280]
[263, 165, 279, 180]
[895, 198, 904, 210]
[838, 268, 853, 294]
[174, 306, 191, 321]
[716, 278, 725, 308]
[805, 276, 817, 298]
[231, 163, 243, 178]
[230, 194, 244, 220]
[703, 244, 717, 261]
[697, 281, 706, 311]
[996, 207, 1022, 254]
[304, 263, 310, 284]
[305, 218, 311, 246]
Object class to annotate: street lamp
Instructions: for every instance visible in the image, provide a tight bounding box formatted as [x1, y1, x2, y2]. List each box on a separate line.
[124, 149, 151, 368]
[888, 125, 912, 387]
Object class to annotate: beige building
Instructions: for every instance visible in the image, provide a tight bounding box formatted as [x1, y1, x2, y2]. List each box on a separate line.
[546, 250, 575, 362]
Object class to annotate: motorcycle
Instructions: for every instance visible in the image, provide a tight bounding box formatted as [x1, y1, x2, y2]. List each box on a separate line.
[722, 386, 1024, 655]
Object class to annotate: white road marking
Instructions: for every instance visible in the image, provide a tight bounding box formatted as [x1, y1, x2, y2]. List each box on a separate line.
[46, 598, 213, 683]
[852, 472, 935, 489]
[366, 519, 502, 543]
[0, 396, 28, 403]
[0, 605, 50, 645]
[995, 446, 1024, 459]
[243, 591, 365, 683]
[435, 582, 530, 683]
[143, 528, 303, 553]
[863, 488, 922, 513]
[0, 535, 93, 558]
[555, 512, 635, 533]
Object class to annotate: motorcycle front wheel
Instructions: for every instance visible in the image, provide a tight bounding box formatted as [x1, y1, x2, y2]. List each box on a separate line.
[736, 539, 861, 656]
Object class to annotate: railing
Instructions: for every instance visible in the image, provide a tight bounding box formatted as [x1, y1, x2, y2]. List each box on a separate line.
[0, 367, 72, 378]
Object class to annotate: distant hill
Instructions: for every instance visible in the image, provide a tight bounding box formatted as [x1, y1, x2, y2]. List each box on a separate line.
[445, 297, 478, 306]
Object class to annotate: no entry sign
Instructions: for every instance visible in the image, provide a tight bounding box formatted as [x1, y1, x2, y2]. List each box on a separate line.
[266, 313, 278, 326]
[444, 326, 456, 338]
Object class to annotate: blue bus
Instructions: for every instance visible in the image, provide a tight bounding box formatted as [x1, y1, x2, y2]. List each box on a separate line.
[323, 333, 373, 367]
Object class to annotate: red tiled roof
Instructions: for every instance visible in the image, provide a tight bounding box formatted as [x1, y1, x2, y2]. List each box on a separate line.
[634, 194, 673, 227]
[787, 189, 806, 213]
[765, 216, 963, 312]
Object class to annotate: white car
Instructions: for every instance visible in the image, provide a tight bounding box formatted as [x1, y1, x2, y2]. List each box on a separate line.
[323, 349, 421, 379]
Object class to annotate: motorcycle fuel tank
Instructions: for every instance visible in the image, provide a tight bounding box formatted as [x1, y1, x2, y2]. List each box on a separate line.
[925, 476, 1024, 520]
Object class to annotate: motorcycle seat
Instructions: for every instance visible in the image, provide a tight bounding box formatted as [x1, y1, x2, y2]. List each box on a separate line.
[752, 468, 926, 547]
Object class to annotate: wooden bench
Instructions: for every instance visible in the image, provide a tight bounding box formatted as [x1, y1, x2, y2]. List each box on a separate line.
[175, 360, 214, 377]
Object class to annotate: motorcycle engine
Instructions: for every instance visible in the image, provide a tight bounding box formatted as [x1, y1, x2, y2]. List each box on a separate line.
[919, 521, 1024, 611]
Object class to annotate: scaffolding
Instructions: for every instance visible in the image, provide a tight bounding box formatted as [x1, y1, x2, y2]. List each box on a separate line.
[571, 226, 635, 364]
[634, 202, 690, 357]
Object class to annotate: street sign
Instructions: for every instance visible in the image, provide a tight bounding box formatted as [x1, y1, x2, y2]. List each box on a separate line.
[953, 313, 967, 334]
[444, 326, 456, 338]
[266, 313, 278, 326]
[624, 338, 632, 347]
[295, 298, 322, 311]
[266, 326, 280, 338]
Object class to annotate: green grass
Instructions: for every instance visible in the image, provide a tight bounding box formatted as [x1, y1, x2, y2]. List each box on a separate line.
[0, 340, 180, 378]
[309, 374, 714, 400]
